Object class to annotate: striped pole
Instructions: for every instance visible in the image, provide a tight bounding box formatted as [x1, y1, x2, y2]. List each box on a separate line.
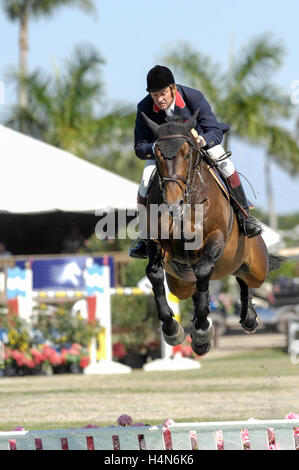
[6, 263, 33, 321]
[83, 261, 131, 375]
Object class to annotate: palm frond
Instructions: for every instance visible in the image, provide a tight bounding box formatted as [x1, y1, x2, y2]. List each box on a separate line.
[30, 0, 96, 18]
[1, 0, 24, 20]
[266, 125, 299, 175]
[1, 0, 96, 20]
[232, 33, 284, 85]
[162, 42, 221, 104]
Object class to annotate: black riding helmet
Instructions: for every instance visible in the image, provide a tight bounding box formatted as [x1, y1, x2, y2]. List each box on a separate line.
[146, 65, 175, 92]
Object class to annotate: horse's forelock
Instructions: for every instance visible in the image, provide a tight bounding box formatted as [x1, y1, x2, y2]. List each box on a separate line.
[156, 117, 189, 139]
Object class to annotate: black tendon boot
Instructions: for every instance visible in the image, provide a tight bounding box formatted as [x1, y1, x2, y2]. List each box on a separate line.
[230, 184, 263, 238]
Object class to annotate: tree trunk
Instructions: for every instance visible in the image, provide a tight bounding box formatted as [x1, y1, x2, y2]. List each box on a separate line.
[265, 153, 278, 231]
[18, 8, 28, 108]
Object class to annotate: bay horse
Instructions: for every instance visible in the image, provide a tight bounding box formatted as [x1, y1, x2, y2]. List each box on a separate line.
[141, 109, 280, 356]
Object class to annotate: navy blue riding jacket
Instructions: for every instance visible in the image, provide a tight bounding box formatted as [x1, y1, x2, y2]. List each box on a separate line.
[134, 84, 230, 160]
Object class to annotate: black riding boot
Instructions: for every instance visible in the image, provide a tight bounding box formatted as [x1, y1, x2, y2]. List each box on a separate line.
[230, 184, 263, 238]
[129, 238, 147, 259]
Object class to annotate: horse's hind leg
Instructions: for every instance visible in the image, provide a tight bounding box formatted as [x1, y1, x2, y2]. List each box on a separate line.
[146, 240, 185, 346]
[236, 277, 259, 334]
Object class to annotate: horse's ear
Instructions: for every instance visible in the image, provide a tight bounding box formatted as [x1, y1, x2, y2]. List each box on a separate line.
[142, 112, 160, 137]
[185, 108, 200, 133]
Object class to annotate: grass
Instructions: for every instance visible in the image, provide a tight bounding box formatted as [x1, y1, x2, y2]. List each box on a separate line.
[0, 348, 298, 431]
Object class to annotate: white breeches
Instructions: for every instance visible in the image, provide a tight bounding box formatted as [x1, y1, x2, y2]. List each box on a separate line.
[206, 145, 235, 178]
[138, 145, 235, 197]
[139, 159, 156, 197]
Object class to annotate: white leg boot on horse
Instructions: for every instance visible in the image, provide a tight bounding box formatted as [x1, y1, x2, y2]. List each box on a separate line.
[207, 145, 263, 239]
[129, 160, 156, 259]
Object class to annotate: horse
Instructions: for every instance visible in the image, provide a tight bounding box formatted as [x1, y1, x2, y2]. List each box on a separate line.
[141, 109, 281, 356]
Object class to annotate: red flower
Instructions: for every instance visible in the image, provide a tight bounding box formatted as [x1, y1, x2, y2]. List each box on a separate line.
[11, 350, 25, 366]
[40, 345, 62, 365]
[30, 349, 43, 364]
[113, 342, 127, 360]
[79, 357, 90, 368]
[181, 345, 194, 357]
[24, 358, 36, 369]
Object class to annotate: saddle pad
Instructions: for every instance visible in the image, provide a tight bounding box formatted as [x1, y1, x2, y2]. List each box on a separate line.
[208, 166, 254, 209]
[207, 166, 230, 200]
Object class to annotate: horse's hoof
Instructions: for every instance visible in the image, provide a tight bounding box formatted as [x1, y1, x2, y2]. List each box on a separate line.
[190, 318, 215, 356]
[191, 341, 211, 357]
[191, 318, 215, 344]
[240, 308, 259, 334]
[162, 321, 186, 346]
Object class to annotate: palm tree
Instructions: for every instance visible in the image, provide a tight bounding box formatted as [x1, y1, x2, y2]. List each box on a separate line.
[5, 44, 139, 181]
[1, 0, 95, 107]
[162, 34, 299, 228]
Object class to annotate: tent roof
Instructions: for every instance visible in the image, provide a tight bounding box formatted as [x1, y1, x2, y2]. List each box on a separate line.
[0, 125, 138, 214]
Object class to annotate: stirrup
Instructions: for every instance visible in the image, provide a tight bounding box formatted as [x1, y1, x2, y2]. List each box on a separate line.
[241, 215, 263, 239]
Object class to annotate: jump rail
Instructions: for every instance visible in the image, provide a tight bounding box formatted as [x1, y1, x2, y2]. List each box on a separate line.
[0, 419, 298, 450]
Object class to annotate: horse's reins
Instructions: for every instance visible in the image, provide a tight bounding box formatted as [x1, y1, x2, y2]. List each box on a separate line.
[154, 134, 201, 205]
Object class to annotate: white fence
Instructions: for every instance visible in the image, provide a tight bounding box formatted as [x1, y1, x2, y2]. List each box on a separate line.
[0, 419, 298, 450]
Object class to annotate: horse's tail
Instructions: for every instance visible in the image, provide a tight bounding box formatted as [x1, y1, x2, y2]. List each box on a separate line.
[268, 253, 284, 272]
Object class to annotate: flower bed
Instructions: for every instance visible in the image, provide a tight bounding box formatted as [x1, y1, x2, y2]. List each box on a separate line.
[0, 307, 99, 376]
[3, 343, 90, 376]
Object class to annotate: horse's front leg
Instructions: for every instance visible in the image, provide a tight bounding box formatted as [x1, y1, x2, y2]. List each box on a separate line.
[191, 231, 225, 356]
[146, 240, 185, 346]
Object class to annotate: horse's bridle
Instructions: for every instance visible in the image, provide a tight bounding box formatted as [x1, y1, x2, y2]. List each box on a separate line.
[154, 134, 201, 205]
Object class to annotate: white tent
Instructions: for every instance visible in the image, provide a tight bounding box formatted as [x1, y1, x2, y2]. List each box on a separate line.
[0, 125, 138, 214]
[260, 223, 282, 250]
[0, 125, 283, 252]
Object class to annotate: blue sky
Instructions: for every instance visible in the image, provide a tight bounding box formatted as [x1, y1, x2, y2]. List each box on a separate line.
[0, 0, 299, 215]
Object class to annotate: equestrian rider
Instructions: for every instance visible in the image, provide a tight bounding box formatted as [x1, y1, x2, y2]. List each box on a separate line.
[130, 65, 263, 259]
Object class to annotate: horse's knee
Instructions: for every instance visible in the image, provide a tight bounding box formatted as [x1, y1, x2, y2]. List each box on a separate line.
[146, 263, 163, 284]
[193, 259, 214, 281]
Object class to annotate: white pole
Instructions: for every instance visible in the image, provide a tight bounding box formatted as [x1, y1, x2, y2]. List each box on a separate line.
[84, 262, 131, 375]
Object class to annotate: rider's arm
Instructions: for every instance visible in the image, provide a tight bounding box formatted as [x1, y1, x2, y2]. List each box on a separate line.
[134, 105, 156, 160]
[181, 86, 228, 149]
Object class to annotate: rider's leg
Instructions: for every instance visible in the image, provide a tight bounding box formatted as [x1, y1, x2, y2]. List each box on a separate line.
[129, 160, 156, 259]
[207, 145, 263, 238]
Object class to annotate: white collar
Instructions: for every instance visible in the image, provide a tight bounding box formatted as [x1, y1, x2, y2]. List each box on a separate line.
[165, 99, 176, 116]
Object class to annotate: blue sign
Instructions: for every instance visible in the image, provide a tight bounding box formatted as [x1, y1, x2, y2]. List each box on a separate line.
[16, 256, 114, 289]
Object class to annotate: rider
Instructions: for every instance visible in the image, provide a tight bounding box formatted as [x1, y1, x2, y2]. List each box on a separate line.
[130, 65, 263, 259]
